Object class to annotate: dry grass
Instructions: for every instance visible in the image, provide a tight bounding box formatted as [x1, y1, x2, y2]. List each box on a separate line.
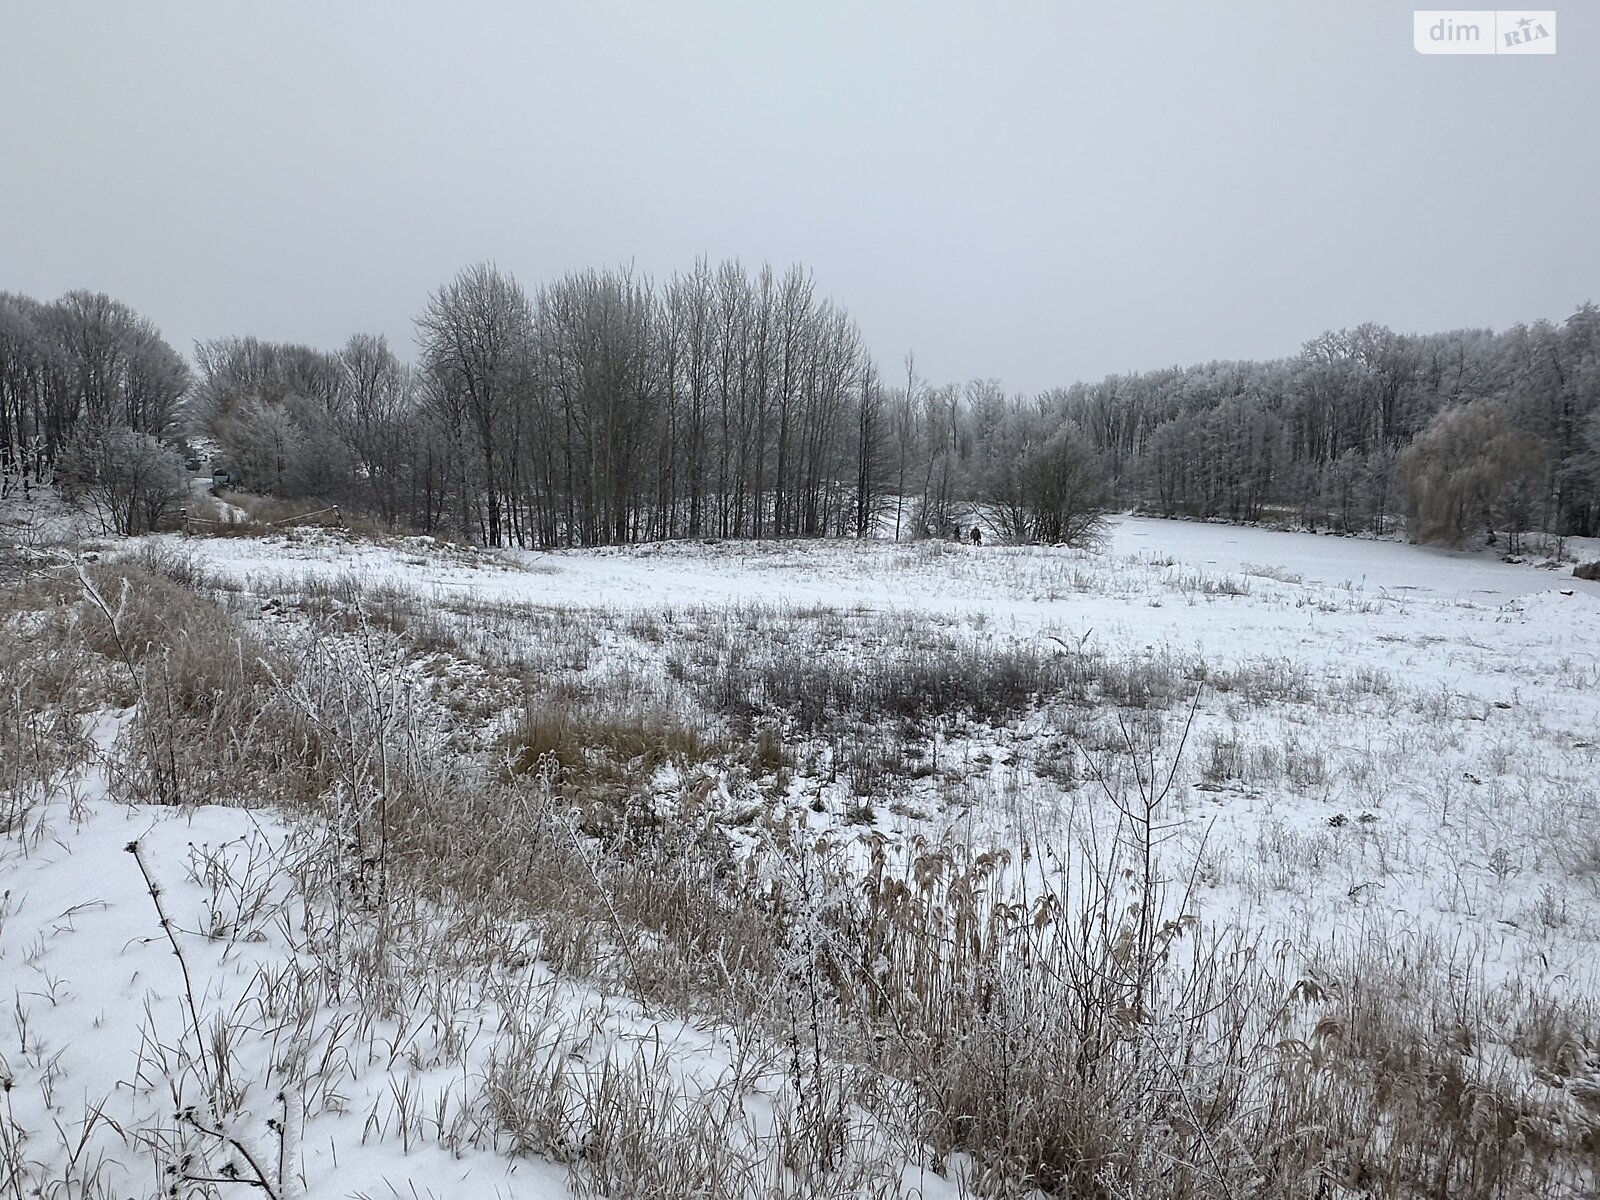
[1294, 932, 1600, 1195]
[0, 572, 96, 840]
[183, 490, 396, 543]
[502, 704, 729, 784]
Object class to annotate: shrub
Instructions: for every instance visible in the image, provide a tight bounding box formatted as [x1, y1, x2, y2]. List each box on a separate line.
[984, 421, 1111, 547]
[708, 641, 1069, 730]
[55, 420, 190, 535]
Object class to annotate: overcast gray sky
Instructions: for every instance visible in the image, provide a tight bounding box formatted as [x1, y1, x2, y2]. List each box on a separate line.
[1, 2, 1594, 394]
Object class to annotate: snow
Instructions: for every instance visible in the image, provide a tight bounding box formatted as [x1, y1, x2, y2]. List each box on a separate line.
[159, 515, 1600, 610]
[164, 516, 1600, 720]
[3, 726, 963, 1198]
[161, 517, 1600, 981]
[0, 704, 526, 1195]
[10, 516, 1600, 1194]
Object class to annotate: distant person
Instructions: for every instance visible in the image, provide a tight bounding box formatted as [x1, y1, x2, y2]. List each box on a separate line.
[970, 526, 982, 544]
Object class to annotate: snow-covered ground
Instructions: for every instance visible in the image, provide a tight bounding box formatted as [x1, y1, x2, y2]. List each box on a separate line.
[164, 515, 1600, 611]
[7, 516, 1600, 1196]
[5, 729, 954, 1198]
[136, 524, 1593, 983]
[160, 517, 1600, 977]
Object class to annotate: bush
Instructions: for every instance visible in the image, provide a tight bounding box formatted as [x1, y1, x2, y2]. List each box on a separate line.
[56, 420, 190, 535]
[984, 421, 1111, 547]
[704, 639, 1072, 731]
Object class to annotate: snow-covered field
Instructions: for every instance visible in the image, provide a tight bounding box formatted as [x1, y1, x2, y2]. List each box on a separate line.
[5, 517, 1600, 1197]
[167, 517, 1600, 982]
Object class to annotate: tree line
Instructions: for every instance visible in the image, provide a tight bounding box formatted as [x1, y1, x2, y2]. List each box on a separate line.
[1055, 312, 1600, 547]
[3, 266, 1596, 548]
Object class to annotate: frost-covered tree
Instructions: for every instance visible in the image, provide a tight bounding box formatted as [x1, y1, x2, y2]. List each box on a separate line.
[191, 336, 349, 498]
[0, 291, 188, 493]
[56, 420, 189, 535]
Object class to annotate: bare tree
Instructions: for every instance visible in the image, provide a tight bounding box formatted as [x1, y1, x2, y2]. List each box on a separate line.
[416, 264, 534, 546]
[1022, 426, 1110, 546]
[337, 334, 420, 526]
[852, 360, 891, 538]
